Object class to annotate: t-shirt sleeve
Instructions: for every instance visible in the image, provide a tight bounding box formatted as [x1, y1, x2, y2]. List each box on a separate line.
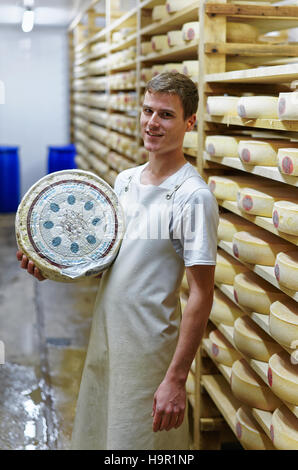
[171, 188, 219, 266]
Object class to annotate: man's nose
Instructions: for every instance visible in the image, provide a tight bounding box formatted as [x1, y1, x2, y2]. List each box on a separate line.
[148, 112, 160, 127]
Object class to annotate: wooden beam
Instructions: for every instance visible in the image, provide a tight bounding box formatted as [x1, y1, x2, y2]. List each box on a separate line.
[205, 42, 298, 56]
[205, 3, 298, 19]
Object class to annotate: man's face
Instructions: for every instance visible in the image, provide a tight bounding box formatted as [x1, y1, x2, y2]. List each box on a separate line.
[140, 91, 195, 157]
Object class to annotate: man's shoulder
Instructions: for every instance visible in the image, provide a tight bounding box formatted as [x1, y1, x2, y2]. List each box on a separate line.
[178, 164, 213, 200]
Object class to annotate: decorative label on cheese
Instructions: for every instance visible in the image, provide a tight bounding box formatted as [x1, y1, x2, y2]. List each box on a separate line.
[274, 251, 298, 291]
[209, 329, 241, 366]
[278, 92, 298, 120]
[277, 148, 298, 176]
[237, 96, 279, 119]
[182, 22, 199, 41]
[15, 170, 125, 282]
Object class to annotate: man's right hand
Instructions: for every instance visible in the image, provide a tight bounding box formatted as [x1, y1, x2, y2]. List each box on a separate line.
[16, 250, 46, 281]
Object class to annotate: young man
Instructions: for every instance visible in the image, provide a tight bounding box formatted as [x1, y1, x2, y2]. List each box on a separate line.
[17, 72, 219, 450]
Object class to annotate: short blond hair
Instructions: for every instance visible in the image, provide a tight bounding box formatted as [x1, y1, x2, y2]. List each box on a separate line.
[145, 72, 198, 120]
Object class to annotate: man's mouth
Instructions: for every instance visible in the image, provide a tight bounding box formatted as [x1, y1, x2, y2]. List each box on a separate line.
[146, 130, 163, 137]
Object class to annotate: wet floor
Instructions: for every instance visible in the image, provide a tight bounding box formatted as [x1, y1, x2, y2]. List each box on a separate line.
[0, 213, 99, 449]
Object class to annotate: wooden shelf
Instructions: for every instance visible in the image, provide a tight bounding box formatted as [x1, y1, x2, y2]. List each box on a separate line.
[205, 42, 298, 57]
[206, 63, 298, 85]
[205, 114, 298, 132]
[204, 152, 298, 187]
[140, 3, 199, 36]
[140, 41, 199, 63]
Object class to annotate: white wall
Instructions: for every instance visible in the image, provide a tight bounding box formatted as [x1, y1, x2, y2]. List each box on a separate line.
[0, 25, 69, 197]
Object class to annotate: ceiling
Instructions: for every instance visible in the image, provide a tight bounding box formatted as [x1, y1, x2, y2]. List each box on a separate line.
[0, 0, 94, 27]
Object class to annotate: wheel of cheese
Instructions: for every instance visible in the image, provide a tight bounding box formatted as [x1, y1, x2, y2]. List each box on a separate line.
[140, 67, 153, 82]
[238, 140, 281, 166]
[278, 92, 298, 120]
[151, 35, 169, 52]
[274, 251, 298, 291]
[218, 212, 255, 242]
[272, 200, 298, 236]
[152, 64, 165, 77]
[270, 406, 298, 450]
[182, 22, 199, 41]
[227, 22, 259, 43]
[210, 288, 243, 326]
[186, 371, 195, 395]
[141, 41, 153, 56]
[233, 271, 286, 315]
[232, 230, 292, 266]
[163, 63, 184, 74]
[268, 351, 298, 405]
[205, 135, 241, 158]
[237, 187, 295, 217]
[233, 315, 282, 361]
[75, 155, 90, 171]
[206, 96, 239, 116]
[183, 131, 198, 148]
[277, 148, 298, 176]
[269, 299, 298, 349]
[231, 359, 281, 411]
[215, 250, 248, 285]
[235, 406, 275, 450]
[167, 30, 184, 47]
[208, 175, 273, 201]
[209, 329, 241, 366]
[166, 0, 195, 13]
[15, 170, 125, 282]
[152, 5, 169, 21]
[237, 96, 279, 119]
[182, 60, 199, 81]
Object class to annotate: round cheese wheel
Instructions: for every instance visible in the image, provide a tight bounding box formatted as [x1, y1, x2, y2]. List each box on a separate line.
[268, 351, 298, 405]
[205, 135, 241, 158]
[167, 30, 184, 47]
[218, 213, 255, 242]
[15, 170, 125, 282]
[233, 315, 282, 361]
[215, 250, 248, 285]
[152, 5, 168, 21]
[151, 35, 168, 52]
[227, 22, 259, 43]
[270, 406, 298, 450]
[269, 299, 298, 349]
[237, 187, 295, 217]
[206, 96, 239, 116]
[238, 140, 278, 166]
[231, 359, 281, 411]
[210, 288, 244, 326]
[182, 60, 199, 81]
[232, 230, 291, 266]
[209, 329, 241, 366]
[182, 22, 199, 41]
[274, 251, 298, 291]
[237, 96, 279, 119]
[235, 406, 275, 450]
[208, 175, 272, 201]
[163, 63, 184, 74]
[233, 271, 286, 315]
[272, 201, 298, 236]
[278, 92, 298, 120]
[151, 64, 165, 77]
[277, 148, 298, 176]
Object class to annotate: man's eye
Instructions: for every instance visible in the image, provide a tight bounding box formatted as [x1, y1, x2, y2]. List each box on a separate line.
[143, 108, 152, 114]
[161, 112, 173, 118]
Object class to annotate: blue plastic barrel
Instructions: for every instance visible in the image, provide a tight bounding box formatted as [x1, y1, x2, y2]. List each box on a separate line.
[0, 146, 20, 213]
[48, 144, 77, 174]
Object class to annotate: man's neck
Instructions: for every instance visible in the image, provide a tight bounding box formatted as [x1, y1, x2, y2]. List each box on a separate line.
[141, 151, 187, 186]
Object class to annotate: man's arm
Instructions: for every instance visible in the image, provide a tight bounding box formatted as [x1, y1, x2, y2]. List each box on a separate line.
[152, 264, 215, 432]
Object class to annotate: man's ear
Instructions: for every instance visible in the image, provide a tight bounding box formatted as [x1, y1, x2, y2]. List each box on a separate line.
[186, 114, 196, 132]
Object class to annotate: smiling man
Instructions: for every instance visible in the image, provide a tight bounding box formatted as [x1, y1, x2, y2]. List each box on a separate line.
[17, 72, 219, 450]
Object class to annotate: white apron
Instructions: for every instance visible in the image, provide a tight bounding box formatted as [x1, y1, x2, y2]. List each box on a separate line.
[71, 165, 193, 450]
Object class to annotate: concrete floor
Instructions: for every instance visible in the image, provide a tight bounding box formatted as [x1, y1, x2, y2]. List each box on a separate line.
[0, 213, 99, 450]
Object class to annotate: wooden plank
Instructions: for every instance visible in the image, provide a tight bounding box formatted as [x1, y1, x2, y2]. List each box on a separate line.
[205, 114, 298, 132]
[140, 41, 198, 63]
[140, 3, 199, 36]
[200, 417, 226, 431]
[205, 42, 298, 56]
[205, 3, 298, 19]
[206, 63, 298, 84]
[204, 152, 298, 187]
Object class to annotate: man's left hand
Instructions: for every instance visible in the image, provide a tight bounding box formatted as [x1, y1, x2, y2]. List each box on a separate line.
[152, 379, 186, 432]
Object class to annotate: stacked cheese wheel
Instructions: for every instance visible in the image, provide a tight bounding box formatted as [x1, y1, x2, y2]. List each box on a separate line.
[209, 329, 241, 366]
[235, 406, 275, 450]
[215, 249, 248, 285]
[15, 170, 125, 282]
[210, 288, 244, 326]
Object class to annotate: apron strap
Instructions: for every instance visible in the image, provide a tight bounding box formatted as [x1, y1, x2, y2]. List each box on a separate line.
[165, 175, 197, 200]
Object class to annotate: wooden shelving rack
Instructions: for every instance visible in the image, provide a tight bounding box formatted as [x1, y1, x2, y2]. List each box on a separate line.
[68, 0, 298, 451]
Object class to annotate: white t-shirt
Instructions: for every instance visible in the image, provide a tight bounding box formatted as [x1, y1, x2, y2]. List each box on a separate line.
[114, 162, 219, 267]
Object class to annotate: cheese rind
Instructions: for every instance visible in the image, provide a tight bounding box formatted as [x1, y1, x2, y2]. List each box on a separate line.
[151, 35, 169, 52]
[152, 5, 169, 21]
[274, 251, 298, 291]
[270, 406, 298, 450]
[268, 351, 298, 406]
[233, 271, 286, 315]
[206, 96, 239, 116]
[269, 299, 298, 349]
[167, 30, 184, 47]
[209, 329, 241, 366]
[182, 22, 199, 41]
[272, 200, 298, 236]
[233, 315, 282, 361]
[208, 175, 273, 201]
[205, 135, 241, 158]
[218, 213, 255, 242]
[238, 140, 277, 166]
[231, 359, 281, 411]
[277, 148, 298, 176]
[166, 0, 195, 13]
[182, 60, 199, 81]
[237, 188, 275, 217]
[210, 288, 243, 326]
[232, 230, 292, 266]
[278, 92, 298, 120]
[235, 406, 275, 450]
[237, 96, 279, 119]
[183, 131, 198, 148]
